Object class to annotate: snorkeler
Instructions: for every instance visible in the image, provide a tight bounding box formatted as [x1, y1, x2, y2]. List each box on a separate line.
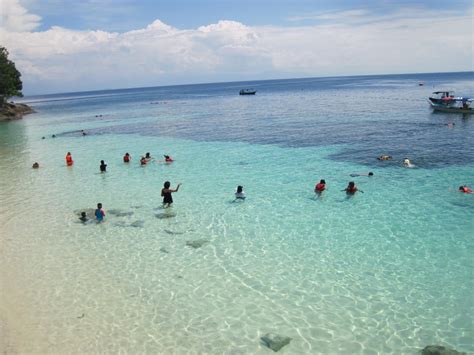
[95, 203, 105, 222]
[161, 181, 181, 207]
[350, 172, 374, 177]
[459, 186, 474, 194]
[343, 181, 363, 194]
[65, 152, 74, 166]
[235, 185, 246, 200]
[32, 162, 39, 169]
[100, 160, 107, 172]
[314, 179, 326, 193]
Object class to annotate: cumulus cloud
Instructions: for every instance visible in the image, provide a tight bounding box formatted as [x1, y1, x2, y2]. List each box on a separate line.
[0, 4, 472, 94]
[0, 0, 41, 32]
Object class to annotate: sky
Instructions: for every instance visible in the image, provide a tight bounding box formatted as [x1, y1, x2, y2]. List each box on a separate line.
[0, 0, 473, 95]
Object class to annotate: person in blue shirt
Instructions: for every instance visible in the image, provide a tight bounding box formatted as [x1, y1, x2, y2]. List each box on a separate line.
[95, 203, 105, 222]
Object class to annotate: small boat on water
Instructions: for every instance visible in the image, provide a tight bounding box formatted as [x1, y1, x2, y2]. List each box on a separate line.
[239, 89, 257, 95]
[428, 91, 473, 114]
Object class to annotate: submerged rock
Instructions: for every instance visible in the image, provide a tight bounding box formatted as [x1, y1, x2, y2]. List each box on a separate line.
[129, 220, 145, 228]
[185, 239, 209, 249]
[108, 209, 134, 217]
[155, 211, 177, 219]
[159, 247, 169, 254]
[421, 345, 466, 355]
[164, 229, 185, 235]
[260, 333, 292, 352]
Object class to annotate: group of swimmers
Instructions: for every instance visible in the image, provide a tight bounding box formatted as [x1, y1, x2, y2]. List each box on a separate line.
[314, 179, 364, 195]
[378, 155, 413, 167]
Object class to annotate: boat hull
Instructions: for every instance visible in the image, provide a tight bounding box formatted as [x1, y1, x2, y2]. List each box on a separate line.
[431, 106, 474, 114]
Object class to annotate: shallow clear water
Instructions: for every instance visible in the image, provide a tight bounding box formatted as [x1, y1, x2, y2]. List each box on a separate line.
[1, 72, 473, 354]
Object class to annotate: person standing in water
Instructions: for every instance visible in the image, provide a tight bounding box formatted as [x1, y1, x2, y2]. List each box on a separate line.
[161, 181, 181, 207]
[95, 203, 105, 222]
[315, 179, 326, 193]
[100, 160, 107, 173]
[343, 181, 364, 194]
[235, 185, 246, 200]
[65, 152, 74, 166]
[123, 153, 131, 163]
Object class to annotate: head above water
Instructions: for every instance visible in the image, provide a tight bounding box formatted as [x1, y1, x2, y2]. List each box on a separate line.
[164, 181, 170, 189]
[97, 203, 102, 209]
[368, 172, 374, 176]
[32, 162, 39, 168]
[320, 179, 326, 184]
[81, 212, 86, 217]
[459, 186, 466, 191]
[237, 185, 243, 193]
[146, 152, 151, 158]
[348, 181, 355, 188]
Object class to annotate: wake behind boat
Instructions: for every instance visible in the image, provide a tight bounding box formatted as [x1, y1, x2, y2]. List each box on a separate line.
[428, 91, 473, 114]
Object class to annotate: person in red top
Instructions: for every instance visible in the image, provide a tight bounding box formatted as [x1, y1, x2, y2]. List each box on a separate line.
[123, 153, 131, 163]
[459, 186, 474, 194]
[164, 155, 174, 163]
[315, 179, 326, 193]
[65, 152, 73, 166]
[343, 181, 364, 195]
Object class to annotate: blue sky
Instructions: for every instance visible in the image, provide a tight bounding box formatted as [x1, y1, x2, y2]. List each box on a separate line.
[26, 0, 473, 31]
[2, 0, 473, 94]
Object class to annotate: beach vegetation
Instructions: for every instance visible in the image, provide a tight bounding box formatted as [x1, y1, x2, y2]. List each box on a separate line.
[0, 46, 23, 105]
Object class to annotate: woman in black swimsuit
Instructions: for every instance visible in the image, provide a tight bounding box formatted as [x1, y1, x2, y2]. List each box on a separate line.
[161, 181, 181, 207]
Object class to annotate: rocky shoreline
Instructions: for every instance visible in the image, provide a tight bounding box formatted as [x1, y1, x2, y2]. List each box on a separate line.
[0, 102, 35, 122]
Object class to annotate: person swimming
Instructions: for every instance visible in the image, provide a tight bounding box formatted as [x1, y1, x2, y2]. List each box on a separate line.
[403, 158, 413, 167]
[161, 181, 181, 207]
[32, 162, 39, 169]
[123, 153, 131, 163]
[235, 185, 246, 200]
[343, 181, 363, 194]
[314, 179, 326, 193]
[140, 156, 147, 165]
[459, 186, 474, 194]
[350, 172, 374, 177]
[95, 203, 105, 222]
[65, 152, 74, 166]
[100, 160, 107, 172]
[164, 155, 174, 163]
[145, 152, 152, 160]
[377, 155, 392, 161]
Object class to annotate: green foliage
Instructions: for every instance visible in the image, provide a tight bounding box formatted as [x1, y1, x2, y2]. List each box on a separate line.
[0, 46, 23, 105]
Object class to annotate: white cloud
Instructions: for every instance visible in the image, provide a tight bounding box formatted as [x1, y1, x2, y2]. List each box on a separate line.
[0, 5, 472, 94]
[0, 0, 41, 32]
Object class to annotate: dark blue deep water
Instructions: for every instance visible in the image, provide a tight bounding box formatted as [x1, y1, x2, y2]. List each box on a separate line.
[21, 72, 474, 168]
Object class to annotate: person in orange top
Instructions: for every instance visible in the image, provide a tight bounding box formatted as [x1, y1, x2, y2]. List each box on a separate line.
[314, 179, 326, 193]
[66, 152, 74, 166]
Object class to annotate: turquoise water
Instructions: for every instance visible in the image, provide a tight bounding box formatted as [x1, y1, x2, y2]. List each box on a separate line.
[1, 73, 473, 354]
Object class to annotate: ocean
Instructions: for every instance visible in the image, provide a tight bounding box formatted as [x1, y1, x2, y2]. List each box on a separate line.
[1, 72, 473, 354]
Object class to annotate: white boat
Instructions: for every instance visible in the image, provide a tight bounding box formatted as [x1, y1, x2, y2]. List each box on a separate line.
[428, 91, 473, 114]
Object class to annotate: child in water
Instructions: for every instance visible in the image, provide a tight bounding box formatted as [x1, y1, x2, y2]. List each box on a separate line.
[79, 212, 89, 223]
[235, 185, 246, 200]
[164, 155, 174, 163]
[343, 181, 364, 194]
[95, 203, 105, 222]
[314, 179, 326, 193]
[140, 156, 147, 165]
[123, 153, 131, 163]
[65, 152, 73, 166]
[161, 181, 181, 207]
